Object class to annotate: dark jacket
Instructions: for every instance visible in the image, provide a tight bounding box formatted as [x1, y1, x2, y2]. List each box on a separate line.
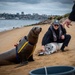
[69, 3, 75, 21]
[42, 25, 66, 45]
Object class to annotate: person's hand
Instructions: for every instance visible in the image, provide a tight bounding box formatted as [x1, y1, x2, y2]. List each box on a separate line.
[62, 19, 72, 28]
[42, 45, 45, 51]
[61, 35, 65, 39]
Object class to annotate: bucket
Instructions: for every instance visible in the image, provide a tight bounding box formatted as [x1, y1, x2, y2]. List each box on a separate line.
[29, 66, 75, 75]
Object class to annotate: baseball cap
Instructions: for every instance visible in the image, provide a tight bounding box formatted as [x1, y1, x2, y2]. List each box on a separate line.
[53, 20, 60, 25]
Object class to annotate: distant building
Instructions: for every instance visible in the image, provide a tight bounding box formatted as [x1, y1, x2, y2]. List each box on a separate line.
[21, 12, 24, 15]
[0, 17, 5, 20]
[0, 12, 49, 20]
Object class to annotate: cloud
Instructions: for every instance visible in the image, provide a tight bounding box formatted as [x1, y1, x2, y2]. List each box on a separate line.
[0, 0, 41, 4]
[46, 0, 73, 4]
[0, 0, 74, 15]
[0, 0, 74, 4]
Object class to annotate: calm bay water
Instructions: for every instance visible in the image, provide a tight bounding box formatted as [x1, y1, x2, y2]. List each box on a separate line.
[0, 20, 41, 32]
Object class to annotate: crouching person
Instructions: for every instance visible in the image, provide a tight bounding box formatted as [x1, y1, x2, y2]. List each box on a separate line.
[39, 20, 71, 55]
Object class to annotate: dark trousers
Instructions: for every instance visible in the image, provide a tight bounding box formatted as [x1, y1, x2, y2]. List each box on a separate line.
[42, 34, 71, 51]
[59, 34, 71, 51]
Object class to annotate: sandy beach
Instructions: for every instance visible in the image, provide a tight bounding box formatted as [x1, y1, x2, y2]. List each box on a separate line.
[0, 23, 75, 75]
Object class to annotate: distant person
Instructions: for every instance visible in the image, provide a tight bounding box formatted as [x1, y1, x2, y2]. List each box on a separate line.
[63, 2, 75, 28]
[40, 20, 71, 55]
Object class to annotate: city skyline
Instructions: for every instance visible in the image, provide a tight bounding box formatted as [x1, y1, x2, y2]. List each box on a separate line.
[0, 0, 74, 15]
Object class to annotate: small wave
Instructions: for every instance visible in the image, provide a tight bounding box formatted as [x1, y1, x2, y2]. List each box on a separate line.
[0, 27, 13, 32]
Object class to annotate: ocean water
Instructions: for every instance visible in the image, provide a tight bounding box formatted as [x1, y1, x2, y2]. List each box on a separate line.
[0, 20, 41, 32]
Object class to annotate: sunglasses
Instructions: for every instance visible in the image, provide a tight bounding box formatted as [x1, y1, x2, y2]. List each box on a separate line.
[54, 24, 59, 27]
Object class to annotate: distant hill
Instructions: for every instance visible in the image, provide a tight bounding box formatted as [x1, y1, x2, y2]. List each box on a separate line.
[35, 13, 70, 25]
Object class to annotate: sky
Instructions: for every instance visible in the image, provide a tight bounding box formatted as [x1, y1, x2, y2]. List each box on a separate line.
[0, 0, 74, 15]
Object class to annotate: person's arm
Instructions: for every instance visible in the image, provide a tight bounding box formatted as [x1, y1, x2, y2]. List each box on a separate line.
[63, 3, 75, 28]
[41, 28, 52, 51]
[69, 3, 75, 21]
[61, 25, 66, 35]
[61, 25, 66, 39]
[42, 29, 52, 45]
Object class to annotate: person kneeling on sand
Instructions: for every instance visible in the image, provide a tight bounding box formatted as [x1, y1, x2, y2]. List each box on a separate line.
[39, 20, 71, 56]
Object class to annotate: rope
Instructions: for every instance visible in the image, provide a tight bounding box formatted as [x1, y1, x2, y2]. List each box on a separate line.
[44, 66, 48, 75]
